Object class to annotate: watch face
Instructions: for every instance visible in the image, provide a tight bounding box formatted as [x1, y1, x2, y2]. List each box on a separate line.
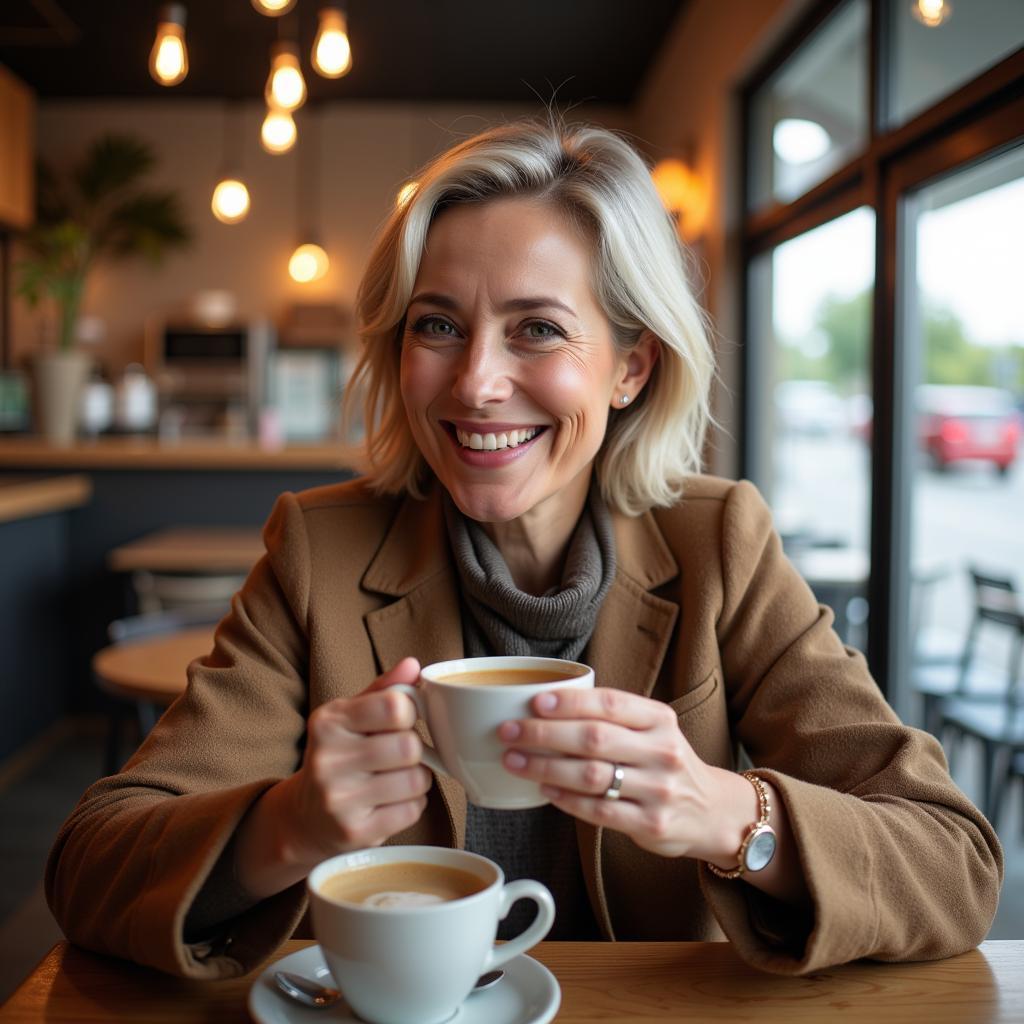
[745, 827, 777, 872]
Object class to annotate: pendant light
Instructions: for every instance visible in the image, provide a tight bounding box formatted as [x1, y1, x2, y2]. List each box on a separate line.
[261, 107, 297, 154]
[211, 106, 251, 224]
[149, 3, 189, 86]
[911, 0, 952, 26]
[266, 40, 307, 112]
[289, 110, 329, 283]
[312, 5, 353, 79]
[251, 0, 296, 14]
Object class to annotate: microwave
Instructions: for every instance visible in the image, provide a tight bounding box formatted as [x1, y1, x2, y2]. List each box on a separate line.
[143, 318, 274, 437]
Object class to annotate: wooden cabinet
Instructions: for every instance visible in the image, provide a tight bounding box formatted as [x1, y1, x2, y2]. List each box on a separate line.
[0, 64, 34, 231]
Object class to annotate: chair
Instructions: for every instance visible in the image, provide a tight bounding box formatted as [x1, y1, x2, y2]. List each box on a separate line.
[938, 603, 1024, 832]
[96, 602, 228, 773]
[131, 569, 247, 614]
[908, 561, 962, 666]
[912, 567, 1021, 738]
[1009, 751, 1024, 841]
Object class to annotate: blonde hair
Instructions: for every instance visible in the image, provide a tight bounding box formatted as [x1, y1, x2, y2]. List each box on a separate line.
[347, 118, 715, 516]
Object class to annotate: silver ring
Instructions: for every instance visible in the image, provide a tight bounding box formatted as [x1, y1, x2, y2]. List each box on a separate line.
[603, 763, 625, 800]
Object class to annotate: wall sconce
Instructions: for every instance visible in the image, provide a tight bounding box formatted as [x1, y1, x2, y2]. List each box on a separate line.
[149, 4, 189, 86]
[651, 154, 704, 241]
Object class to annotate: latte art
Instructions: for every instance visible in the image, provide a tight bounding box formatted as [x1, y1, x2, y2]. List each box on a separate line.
[362, 890, 445, 909]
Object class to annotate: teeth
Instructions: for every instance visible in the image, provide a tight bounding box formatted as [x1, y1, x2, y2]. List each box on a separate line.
[455, 426, 539, 450]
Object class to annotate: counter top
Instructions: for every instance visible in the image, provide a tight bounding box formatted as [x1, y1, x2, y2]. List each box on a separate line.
[0, 474, 92, 524]
[0, 436, 361, 471]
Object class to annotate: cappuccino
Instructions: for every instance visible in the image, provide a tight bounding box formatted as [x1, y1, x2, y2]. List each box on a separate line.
[319, 861, 487, 909]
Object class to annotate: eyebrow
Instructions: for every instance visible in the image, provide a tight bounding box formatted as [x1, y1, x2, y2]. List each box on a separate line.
[408, 292, 579, 319]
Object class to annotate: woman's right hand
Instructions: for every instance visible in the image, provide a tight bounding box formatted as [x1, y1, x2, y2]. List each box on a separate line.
[234, 657, 432, 899]
[283, 656, 432, 862]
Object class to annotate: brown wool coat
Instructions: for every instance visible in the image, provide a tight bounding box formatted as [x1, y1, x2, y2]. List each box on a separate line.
[45, 475, 1003, 979]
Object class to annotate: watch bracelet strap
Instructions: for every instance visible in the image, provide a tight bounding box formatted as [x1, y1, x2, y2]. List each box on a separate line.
[704, 771, 771, 881]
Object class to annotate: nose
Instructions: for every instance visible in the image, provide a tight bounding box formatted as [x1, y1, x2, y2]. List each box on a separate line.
[450, 335, 515, 409]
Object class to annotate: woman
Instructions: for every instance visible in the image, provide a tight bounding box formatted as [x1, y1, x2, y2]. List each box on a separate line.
[47, 119, 1001, 979]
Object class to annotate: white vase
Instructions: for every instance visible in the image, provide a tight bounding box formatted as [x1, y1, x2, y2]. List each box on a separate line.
[34, 350, 93, 445]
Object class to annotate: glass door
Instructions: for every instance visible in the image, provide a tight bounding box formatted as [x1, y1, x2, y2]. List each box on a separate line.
[897, 145, 1024, 727]
[748, 208, 875, 650]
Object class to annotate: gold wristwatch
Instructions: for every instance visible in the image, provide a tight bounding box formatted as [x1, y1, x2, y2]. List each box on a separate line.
[705, 772, 777, 880]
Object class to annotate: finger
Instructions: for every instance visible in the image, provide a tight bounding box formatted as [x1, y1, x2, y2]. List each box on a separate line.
[529, 687, 670, 730]
[335, 688, 420, 734]
[348, 730, 424, 772]
[539, 785, 651, 835]
[499, 716, 646, 764]
[360, 765, 433, 807]
[364, 656, 422, 694]
[504, 751, 641, 800]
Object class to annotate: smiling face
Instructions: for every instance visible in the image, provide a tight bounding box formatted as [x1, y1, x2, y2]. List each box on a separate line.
[399, 197, 630, 526]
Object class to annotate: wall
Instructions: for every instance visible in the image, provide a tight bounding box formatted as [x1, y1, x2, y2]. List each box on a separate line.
[632, 0, 809, 477]
[10, 100, 629, 373]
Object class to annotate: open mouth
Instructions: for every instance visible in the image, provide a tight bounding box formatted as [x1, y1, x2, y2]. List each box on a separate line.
[442, 422, 547, 452]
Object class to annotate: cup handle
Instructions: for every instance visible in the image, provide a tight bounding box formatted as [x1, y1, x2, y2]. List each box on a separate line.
[484, 880, 555, 971]
[389, 683, 448, 778]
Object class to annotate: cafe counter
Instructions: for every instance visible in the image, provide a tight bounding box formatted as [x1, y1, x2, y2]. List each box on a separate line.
[0, 437, 357, 762]
[0, 435, 359, 471]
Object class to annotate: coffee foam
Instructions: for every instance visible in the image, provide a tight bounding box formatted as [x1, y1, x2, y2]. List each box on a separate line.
[362, 891, 445, 909]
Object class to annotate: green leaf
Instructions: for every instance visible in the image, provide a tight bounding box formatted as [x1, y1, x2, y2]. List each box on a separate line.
[74, 135, 156, 204]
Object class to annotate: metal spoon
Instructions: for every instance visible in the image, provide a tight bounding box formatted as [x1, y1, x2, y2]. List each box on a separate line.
[274, 969, 504, 1010]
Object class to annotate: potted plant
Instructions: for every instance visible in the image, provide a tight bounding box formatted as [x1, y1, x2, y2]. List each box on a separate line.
[16, 134, 191, 443]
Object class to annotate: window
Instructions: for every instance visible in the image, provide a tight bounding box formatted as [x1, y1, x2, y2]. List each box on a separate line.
[748, 0, 869, 210]
[888, 0, 1024, 127]
[748, 210, 874, 648]
[741, 0, 1023, 715]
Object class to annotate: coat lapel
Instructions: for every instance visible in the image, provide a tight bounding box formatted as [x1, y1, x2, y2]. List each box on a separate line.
[360, 487, 683, 906]
[577, 506, 680, 938]
[362, 486, 468, 845]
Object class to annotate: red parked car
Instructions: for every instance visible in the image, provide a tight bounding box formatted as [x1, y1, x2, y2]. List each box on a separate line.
[917, 385, 1020, 476]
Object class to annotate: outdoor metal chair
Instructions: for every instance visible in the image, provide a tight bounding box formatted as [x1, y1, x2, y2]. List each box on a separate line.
[912, 566, 1021, 738]
[938, 601, 1024, 832]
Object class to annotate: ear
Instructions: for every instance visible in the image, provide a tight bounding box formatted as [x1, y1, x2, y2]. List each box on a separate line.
[610, 331, 661, 409]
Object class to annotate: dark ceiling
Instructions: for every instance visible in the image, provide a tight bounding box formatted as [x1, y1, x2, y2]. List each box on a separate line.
[0, 0, 687, 105]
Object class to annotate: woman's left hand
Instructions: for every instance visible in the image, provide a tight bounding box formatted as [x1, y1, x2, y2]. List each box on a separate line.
[498, 687, 754, 862]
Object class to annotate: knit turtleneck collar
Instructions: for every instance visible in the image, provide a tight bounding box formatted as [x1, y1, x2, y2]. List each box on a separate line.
[443, 485, 617, 662]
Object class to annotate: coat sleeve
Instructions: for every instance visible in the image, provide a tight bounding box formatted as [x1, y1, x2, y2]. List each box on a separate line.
[700, 479, 1003, 973]
[45, 491, 315, 979]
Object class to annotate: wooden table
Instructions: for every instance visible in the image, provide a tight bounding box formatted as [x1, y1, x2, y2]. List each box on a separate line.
[92, 626, 215, 705]
[1, 939, 1021, 1023]
[0, 474, 92, 525]
[107, 527, 264, 574]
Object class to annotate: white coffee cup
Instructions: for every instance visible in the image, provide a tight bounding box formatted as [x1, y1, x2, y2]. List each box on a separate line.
[392, 655, 595, 809]
[308, 845, 555, 1024]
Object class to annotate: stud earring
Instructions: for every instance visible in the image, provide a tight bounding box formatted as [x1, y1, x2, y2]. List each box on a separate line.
[620, 394, 630, 405]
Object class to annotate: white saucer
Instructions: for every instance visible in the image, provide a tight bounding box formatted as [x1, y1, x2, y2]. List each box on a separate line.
[248, 943, 561, 1024]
